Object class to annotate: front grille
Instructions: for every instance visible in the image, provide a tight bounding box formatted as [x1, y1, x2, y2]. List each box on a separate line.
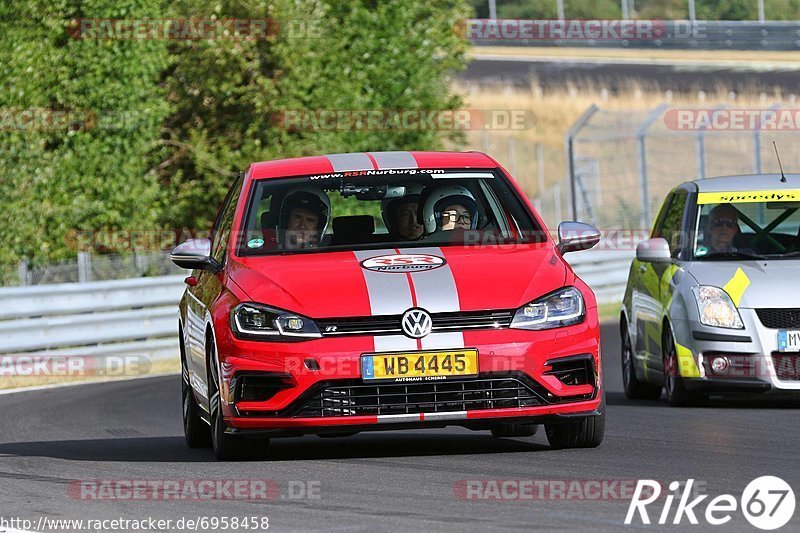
[316, 309, 514, 337]
[294, 375, 544, 417]
[756, 308, 800, 329]
[772, 353, 800, 381]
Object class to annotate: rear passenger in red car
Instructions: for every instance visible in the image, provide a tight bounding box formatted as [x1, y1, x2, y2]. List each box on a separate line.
[385, 196, 424, 241]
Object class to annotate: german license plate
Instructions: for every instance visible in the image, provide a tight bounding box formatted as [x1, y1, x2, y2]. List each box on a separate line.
[778, 330, 800, 352]
[361, 349, 479, 382]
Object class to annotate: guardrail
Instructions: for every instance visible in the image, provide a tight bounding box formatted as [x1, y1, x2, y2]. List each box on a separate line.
[0, 275, 185, 359]
[565, 249, 634, 306]
[0, 249, 633, 360]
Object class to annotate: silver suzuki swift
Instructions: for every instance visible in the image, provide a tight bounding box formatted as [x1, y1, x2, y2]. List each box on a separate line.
[621, 174, 800, 405]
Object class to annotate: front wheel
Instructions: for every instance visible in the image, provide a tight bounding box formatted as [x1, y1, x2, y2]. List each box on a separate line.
[663, 325, 703, 407]
[621, 320, 662, 400]
[182, 372, 212, 448]
[207, 338, 270, 460]
[181, 330, 211, 449]
[545, 394, 605, 449]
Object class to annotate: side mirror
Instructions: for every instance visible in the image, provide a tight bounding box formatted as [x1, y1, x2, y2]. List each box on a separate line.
[170, 238, 221, 272]
[636, 238, 671, 263]
[557, 221, 601, 254]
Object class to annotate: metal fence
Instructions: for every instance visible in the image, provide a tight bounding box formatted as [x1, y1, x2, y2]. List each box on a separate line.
[565, 103, 800, 230]
[471, 20, 800, 51]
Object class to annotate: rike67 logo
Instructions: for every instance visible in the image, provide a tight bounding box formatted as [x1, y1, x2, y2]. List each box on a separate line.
[626, 477, 795, 530]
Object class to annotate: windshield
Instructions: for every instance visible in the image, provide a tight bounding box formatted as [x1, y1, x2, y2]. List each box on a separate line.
[238, 168, 545, 255]
[693, 194, 800, 260]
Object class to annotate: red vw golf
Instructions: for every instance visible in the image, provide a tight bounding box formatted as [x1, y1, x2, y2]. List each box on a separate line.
[171, 151, 604, 459]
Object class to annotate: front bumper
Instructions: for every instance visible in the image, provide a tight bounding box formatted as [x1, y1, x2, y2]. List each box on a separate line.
[210, 315, 602, 435]
[674, 308, 800, 393]
[226, 404, 603, 438]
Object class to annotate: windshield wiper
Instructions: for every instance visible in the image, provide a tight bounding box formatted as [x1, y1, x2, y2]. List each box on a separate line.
[701, 251, 767, 261]
[763, 250, 800, 259]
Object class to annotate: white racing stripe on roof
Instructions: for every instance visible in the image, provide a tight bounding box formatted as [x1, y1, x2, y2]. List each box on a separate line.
[369, 151, 418, 169]
[326, 153, 374, 172]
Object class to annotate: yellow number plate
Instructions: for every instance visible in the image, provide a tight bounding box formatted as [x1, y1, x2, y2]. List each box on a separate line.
[361, 349, 479, 382]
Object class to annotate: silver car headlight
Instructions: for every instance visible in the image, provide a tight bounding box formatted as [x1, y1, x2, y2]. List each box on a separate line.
[692, 286, 744, 329]
[510, 287, 585, 330]
[231, 303, 322, 340]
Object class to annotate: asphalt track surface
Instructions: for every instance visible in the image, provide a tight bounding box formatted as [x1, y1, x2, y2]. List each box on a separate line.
[1, 323, 799, 532]
[463, 57, 800, 94]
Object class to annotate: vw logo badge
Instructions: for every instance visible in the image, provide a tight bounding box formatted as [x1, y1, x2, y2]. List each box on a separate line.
[401, 308, 433, 339]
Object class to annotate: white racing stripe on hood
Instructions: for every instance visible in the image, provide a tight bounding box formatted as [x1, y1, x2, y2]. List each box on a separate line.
[399, 247, 460, 313]
[374, 335, 417, 351]
[400, 247, 464, 350]
[370, 151, 418, 169]
[353, 249, 417, 351]
[355, 248, 465, 351]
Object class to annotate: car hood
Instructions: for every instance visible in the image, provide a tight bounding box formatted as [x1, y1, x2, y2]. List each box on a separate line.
[686, 259, 800, 308]
[229, 244, 567, 318]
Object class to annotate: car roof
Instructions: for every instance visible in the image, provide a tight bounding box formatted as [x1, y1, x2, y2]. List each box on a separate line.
[689, 174, 800, 192]
[249, 151, 499, 180]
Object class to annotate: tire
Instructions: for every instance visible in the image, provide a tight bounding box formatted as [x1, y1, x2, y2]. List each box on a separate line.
[621, 319, 662, 400]
[545, 395, 605, 449]
[182, 371, 212, 448]
[662, 325, 703, 407]
[491, 423, 538, 438]
[207, 335, 270, 460]
[181, 330, 211, 448]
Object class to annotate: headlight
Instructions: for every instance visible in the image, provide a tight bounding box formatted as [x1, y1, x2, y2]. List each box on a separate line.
[510, 287, 585, 330]
[231, 303, 322, 340]
[692, 286, 744, 329]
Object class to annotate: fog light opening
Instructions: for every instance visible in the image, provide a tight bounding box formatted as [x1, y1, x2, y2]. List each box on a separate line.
[710, 356, 731, 376]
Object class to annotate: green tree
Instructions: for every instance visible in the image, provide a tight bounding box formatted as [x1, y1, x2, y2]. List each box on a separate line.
[0, 0, 170, 267]
[158, 0, 471, 231]
[0, 0, 470, 269]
